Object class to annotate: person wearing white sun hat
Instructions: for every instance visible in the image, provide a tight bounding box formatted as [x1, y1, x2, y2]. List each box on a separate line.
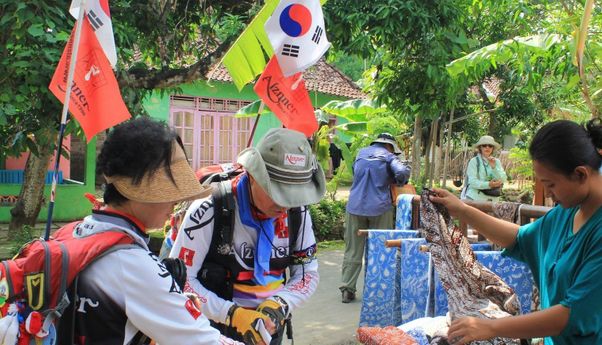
[170, 128, 325, 345]
[461, 135, 508, 202]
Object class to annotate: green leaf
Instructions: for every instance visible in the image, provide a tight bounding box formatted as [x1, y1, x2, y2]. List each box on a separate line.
[234, 100, 273, 118]
[27, 24, 45, 37]
[321, 99, 386, 122]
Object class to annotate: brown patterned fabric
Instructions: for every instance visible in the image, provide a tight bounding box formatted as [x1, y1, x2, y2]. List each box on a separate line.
[419, 190, 521, 345]
[357, 326, 419, 345]
[492, 202, 520, 223]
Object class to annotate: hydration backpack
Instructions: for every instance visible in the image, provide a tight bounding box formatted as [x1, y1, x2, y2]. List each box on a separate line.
[0, 222, 136, 345]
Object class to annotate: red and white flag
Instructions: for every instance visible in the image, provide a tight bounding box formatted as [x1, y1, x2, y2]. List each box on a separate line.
[265, 0, 331, 76]
[254, 56, 318, 137]
[49, 18, 131, 141]
[69, 0, 117, 67]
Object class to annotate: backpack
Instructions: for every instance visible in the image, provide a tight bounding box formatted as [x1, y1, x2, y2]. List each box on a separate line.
[171, 163, 303, 300]
[0, 222, 136, 345]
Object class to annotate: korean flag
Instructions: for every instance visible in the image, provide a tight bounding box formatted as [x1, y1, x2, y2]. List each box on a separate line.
[265, 0, 331, 77]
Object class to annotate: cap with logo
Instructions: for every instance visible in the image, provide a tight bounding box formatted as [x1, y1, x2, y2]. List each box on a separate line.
[237, 128, 326, 208]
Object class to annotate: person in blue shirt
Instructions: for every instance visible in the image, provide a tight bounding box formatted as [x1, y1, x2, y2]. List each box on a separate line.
[429, 119, 602, 345]
[339, 133, 411, 303]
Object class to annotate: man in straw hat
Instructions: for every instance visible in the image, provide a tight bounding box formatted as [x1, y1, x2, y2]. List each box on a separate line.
[339, 132, 411, 303]
[170, 128, 326, 345]
[461, 135, 507, 202]
[57, 117, 239, 344]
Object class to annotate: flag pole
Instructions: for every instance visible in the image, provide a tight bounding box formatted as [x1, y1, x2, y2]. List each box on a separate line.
[44, 0, 88, 240]
[247, 102, 265, 148]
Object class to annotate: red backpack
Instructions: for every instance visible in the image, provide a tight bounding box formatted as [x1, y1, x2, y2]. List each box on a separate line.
[0, 222, 136, 344]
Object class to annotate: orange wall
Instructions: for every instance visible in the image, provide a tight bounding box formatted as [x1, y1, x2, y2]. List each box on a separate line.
[5, 138, 71, 179]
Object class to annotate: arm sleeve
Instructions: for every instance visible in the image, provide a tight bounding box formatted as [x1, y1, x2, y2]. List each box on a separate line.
[169, 198, 235, 324]
[494, 158, 508, 183]
[559, 235, 602, 337]
[388, 155, 411, 185]
[272, 207, 319, 314]
[117, 249, 223, 345]
[503, 215, 543, 263]
[466, 157, 490, 190]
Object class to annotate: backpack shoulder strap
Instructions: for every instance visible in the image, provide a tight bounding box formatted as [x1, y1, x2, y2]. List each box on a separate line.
[287, 207, 302, 251]
[208, 180, 235, 257]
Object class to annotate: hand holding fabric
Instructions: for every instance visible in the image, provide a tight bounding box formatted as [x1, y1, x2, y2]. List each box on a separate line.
[428, 188, 467, 217]
[447, 316, 495, 344]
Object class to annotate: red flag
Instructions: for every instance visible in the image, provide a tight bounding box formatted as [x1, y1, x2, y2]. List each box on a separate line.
[49, 19, 130, 142]
[254, 56, 318, 137]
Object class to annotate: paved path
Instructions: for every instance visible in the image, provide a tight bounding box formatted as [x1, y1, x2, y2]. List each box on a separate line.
[288, 249, 364, 345]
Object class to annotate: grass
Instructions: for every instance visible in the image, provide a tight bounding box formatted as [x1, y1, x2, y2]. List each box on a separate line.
[318, 239, 345, 251]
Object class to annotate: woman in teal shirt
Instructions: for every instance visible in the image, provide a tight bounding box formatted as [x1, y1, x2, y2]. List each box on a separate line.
[430, 119, 602, 345]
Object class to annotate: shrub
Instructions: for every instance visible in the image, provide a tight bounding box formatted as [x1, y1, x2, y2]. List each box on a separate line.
[309, 199, 347, 241]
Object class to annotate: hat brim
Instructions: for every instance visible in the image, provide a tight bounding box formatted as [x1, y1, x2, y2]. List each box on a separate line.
[473, 142, 501, 150]
[371, 139, 402, 154]
[109, 147, 212, 204]
[237, 147, 326, 208]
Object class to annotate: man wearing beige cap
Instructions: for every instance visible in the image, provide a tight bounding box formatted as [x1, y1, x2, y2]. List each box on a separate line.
[170, 128, 326, 345]
[57, 117, 238, 344]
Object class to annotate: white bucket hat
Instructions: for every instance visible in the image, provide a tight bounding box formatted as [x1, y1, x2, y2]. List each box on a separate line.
[371, 133, 402, 154]
[473, 135, 501, 150]
[237, 128, 326, 208]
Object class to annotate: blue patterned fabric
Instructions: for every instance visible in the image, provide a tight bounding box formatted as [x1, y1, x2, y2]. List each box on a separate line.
[399, 238, 432, 323]
[359, 230, 419, 327]
[405, 328, 430, 345]
[395, 194, 415, 230]
[432, 251, 534, 316]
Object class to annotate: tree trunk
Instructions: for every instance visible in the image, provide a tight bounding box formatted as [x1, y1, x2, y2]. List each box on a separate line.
[9, 148, 53, 235]
[442, 108, 455, 188]
[411, 115, 423, 182]
[435, 117, 444, 185]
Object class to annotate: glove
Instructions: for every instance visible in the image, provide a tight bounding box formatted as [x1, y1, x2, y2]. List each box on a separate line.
[161, 257, 187, 291]
[227, 305, 271, 345]
[256, 299, 287, 333]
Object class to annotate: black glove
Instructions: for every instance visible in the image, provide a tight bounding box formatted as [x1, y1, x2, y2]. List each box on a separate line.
[161, 257, 187, 291]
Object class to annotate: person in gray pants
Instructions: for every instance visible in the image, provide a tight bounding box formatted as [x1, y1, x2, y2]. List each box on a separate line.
[339, 133, 411, 303]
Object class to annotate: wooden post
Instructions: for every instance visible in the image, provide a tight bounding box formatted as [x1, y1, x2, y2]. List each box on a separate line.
[442, 108, 455, 188]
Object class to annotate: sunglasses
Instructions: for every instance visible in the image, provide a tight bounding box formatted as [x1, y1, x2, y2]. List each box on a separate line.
[480, 144, 494, 148]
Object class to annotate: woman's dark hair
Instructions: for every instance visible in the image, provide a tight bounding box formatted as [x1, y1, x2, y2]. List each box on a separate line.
[97, 117, 179, 204]
[529, 119, 602, 175]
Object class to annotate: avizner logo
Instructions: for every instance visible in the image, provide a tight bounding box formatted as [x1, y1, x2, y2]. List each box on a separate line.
[284, 154, 306, 167]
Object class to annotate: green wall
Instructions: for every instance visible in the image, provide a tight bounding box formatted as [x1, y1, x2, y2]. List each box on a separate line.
[144, 80, 347, 146]
[0, 138, 96, 222]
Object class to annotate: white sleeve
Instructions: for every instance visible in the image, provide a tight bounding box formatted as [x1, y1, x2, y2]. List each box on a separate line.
[273, 207, 319, 313]
[113, 248, 222, 345]
[169, 197, 235, 324]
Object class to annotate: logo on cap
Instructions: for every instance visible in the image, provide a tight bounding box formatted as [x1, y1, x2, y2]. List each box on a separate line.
[284, 154, 306, 167]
